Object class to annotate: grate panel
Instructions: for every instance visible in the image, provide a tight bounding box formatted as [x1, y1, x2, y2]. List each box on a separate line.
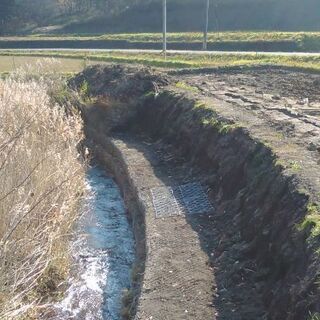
[151, 186, 182, 218]
[176, 182, 214, 215]
[151, 182, 213, 218]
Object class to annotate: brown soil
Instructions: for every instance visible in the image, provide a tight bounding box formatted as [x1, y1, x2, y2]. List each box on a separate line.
[178, 67, 320, 153]
[72, 64, 320, 320]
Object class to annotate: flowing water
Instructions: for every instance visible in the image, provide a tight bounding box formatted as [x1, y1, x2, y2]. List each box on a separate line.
[53, 166, 135, 320]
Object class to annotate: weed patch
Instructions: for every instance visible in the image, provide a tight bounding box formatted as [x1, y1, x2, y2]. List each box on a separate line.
[175, 81, 199, 92]
[298, 203, 320, 237]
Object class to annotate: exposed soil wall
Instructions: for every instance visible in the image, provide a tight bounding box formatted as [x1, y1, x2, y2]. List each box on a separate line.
[73, 65, 320, 320]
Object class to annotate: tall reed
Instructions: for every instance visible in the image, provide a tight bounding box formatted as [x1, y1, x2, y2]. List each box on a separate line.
[0, 60, 86, 318]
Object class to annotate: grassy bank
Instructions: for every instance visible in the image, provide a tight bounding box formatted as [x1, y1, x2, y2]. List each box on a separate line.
[0, 61, 86, 318]
[2, 32, 320, 51]
[2, 50, 320, 73]
[19, 31, 320, 43]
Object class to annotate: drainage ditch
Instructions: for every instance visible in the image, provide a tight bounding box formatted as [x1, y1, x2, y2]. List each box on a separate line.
[65, 64, 320, 320]
[52, 166, 135, 319]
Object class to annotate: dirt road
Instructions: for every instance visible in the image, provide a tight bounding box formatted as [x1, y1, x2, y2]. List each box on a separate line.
[4, 48, 320, 56]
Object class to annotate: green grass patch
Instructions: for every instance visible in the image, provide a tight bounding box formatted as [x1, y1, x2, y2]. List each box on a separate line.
[298, 203, 320, 238]
[175, 81, 199, 92]
[193, 100, 240, 134]
[275, 158, 303, 172]
[3, 31, 320, 52]
[2, 50, 320, 73]
[3, 31, 320, 46]
[288, 160, 302, 172]
[79, 79, 90, 98]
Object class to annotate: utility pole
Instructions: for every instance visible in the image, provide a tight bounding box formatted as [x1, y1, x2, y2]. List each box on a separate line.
[203, 0, 210, 51]
[163, 0, 167, 59]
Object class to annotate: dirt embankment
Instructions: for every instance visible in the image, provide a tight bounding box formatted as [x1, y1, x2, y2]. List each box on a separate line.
[71, 65, 320, 320]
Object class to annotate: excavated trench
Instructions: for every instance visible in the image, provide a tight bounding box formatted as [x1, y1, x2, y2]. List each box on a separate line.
[70, 65, 320, 320]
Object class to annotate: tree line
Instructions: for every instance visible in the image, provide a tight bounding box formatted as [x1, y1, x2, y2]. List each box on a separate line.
[1, 0, 320, 35]
[0, 0, 15, 30]
[0, 0, 149, 34]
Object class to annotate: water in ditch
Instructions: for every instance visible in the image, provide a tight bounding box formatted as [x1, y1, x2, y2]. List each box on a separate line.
[53, 166, 135, 319]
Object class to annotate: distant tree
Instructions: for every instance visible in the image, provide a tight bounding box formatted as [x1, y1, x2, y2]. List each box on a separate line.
[0, 0, 16, 34]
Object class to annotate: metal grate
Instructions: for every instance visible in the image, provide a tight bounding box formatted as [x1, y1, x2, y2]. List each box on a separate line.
[151, 182, 213, 218]
[151, 186, 182, 218]
[175, 182, 214, 215]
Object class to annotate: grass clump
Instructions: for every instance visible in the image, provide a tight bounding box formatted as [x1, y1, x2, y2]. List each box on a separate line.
[275, 158, 303, 172]
[0, 60, 86, 318]
[175, 81, 199, 92]
[298, 203, 320, 238]
[288, 160, 302, 172]
[218, 123, 239, 134]
[79, 79, 91, 102]
[194, 100, 240, 134]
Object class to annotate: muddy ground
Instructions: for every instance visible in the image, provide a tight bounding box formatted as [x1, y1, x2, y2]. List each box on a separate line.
[72, 65, 320, 320]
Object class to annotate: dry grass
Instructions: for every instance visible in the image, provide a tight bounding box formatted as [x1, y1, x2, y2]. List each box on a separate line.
[0, 59, 86, 319]
[0, 56, 89, 73]
[3, 51, 320, 73]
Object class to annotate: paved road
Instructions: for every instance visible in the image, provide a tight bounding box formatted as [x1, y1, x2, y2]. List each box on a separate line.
[2, 48, 320, 56]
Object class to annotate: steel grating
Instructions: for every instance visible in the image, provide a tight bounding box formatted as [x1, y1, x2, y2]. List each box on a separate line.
[151, 186, 182, 218]
[151, 182, 214, 218]
[175, 182, 214, 215]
